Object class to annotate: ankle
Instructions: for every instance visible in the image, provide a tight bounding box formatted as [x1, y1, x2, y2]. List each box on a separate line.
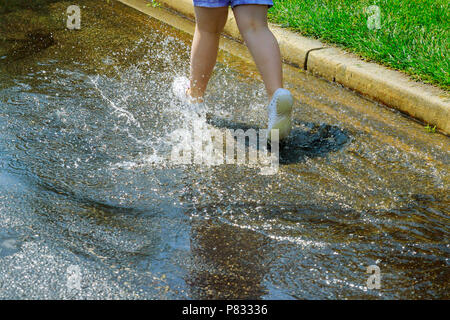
[186, 88, 204, 103]
[267, 87, 282, 102]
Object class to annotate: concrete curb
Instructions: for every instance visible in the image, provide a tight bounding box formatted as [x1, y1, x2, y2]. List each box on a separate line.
[119, 0, 450, 134]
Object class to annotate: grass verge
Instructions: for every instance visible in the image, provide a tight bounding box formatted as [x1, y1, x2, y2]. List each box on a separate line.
[268, 0, 449, 90]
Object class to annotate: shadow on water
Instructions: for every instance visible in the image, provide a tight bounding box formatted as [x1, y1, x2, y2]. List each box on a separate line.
[207, 115, 350, 164]
[0, 31, 56, 63]
[0, 0, 62, 71]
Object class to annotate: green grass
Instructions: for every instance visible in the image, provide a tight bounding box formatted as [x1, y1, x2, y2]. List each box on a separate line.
[425, 124, 437, 133]
[268, 0, 449, 90]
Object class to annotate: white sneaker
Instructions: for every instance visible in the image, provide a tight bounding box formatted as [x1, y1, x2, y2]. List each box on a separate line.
[172, 76, 206, 114]
[267, 88, 294, 141]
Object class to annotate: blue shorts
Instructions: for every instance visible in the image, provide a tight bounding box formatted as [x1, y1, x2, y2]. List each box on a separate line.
[193, 0, 273, 8]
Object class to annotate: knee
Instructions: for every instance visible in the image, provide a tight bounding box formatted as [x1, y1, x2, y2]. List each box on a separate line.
[194, 7, 228, 35]
[196, 23, 223, 35]
[196, 15, 227, 35]
[238, 18, 267, 35]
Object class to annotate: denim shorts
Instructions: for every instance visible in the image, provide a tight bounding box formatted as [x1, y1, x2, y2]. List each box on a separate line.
[193, 0, 273, 8]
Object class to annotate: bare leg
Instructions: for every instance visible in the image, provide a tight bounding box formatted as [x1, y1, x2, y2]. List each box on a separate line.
[232, 5, 283, 100]
[189, 6, 229, 101]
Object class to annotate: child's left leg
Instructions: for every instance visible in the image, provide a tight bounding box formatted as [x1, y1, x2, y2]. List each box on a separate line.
[189, 6, 229, 102]
[232, 4, 282, 100]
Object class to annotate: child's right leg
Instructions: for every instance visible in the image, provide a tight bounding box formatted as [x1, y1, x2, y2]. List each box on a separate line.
[189, 6, 229, 102]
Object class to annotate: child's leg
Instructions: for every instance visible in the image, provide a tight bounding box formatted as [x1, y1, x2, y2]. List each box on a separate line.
[232, 5, 282, 100]
[189, 6, 229, 101]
